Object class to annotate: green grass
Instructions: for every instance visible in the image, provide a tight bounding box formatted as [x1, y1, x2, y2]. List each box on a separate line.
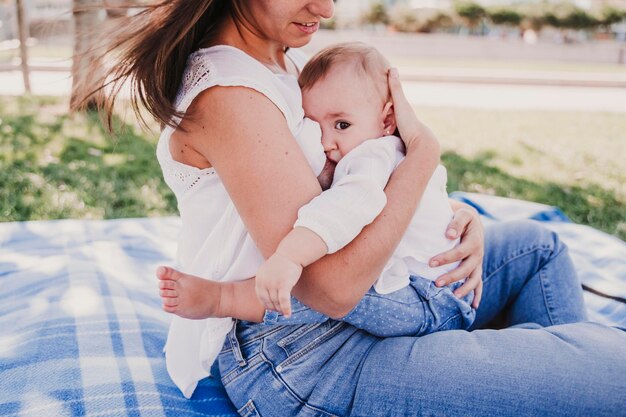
[416, 106, 626, 240]
[0, 95, 176, 221]
[0, 95, 624, 241]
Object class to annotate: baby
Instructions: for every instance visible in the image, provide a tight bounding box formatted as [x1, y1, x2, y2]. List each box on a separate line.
[254, 42, 475, 336]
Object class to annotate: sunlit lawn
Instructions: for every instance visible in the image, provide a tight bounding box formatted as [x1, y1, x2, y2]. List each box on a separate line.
[0, 95, 175, 220]
[0, 95, 624, 241]
[417, 106, 626, 240]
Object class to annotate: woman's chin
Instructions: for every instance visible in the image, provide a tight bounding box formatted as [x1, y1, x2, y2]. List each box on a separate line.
[286, 37, 313, 49]
[283, 31, 316, 48]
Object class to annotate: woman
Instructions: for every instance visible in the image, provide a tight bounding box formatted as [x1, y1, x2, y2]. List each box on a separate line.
[84, 1, 626, 415]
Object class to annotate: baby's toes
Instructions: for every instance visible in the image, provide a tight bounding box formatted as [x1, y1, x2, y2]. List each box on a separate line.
[163, 305, 177, 314]
[156, 266, 180, 281]
[157, 265, 189, 282]
[156, 266, 171, 280]
[159, 279, 177, 290]
[160, 289, 178, 298]
[162, 297, 179, 307]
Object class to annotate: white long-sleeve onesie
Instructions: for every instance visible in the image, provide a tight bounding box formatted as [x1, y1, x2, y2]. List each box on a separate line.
[295, 134, 459, 294]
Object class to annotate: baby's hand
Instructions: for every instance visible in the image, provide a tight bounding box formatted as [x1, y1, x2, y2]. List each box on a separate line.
[255, 253, 303, 317]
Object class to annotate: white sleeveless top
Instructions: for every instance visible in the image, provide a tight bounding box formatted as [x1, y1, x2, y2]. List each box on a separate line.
[156, 45, 324, 398]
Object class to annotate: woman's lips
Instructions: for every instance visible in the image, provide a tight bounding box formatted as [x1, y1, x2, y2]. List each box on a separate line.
[294, 22, 319, 34]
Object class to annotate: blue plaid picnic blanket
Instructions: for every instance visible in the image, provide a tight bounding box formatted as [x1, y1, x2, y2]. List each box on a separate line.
[1, 193, 625, 416]
[0, 218, 237, 417]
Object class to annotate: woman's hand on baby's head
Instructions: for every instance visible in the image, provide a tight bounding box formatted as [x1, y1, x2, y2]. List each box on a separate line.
[255, 253, 303, 317]
[387, 68, 439, 153]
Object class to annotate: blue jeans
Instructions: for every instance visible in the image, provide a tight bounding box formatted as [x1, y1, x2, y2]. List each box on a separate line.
[218, 221, 626, 416]
[264, 276, 475, 337]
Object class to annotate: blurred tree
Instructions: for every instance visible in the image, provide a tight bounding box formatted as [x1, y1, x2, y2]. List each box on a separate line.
[70, 0, 102, 110]
[104, 0, 129, 18]
[541, 2, 570, 28]
[455, 2, 486, 33]
[488, 8, 522, 27]
[389, 7, 455, 34]
[389, 6, 420, 32]
[542, 11, 561, 28]
[16, 0, 30, 93]
[540, 2, 601, 31]
[561, 8, 598, 31]
[422, 11, 455, 33]
[598, 7, 625, 29]
[362, 1, 389, 26]
[521, 10, 546, 33]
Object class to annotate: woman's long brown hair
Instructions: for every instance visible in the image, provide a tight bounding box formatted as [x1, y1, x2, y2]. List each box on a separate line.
[73, 0, 238, 131]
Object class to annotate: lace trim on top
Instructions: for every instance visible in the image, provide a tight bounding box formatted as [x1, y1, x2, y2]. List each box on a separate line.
[158, 131, 216, 194]
[158, 52, 220, 195]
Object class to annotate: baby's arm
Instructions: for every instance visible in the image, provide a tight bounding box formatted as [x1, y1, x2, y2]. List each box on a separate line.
[256, 138, 404, 316]
[255, 227, 328, 317]
[296, 137, 403, 253]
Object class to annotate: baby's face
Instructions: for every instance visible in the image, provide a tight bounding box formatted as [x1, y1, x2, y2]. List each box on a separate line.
[302, 64, 388, 163]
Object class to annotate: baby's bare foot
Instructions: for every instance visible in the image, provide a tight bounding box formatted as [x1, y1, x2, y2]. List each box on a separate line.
[157, 266, 225, 320]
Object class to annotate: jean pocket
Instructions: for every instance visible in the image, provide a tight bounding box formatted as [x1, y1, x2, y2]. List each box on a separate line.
[238, 400, 261, 417]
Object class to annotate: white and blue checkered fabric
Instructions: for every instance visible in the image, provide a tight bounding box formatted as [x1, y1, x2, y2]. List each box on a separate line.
[0, 217, 238, 416]
[1, 194, 624, 416]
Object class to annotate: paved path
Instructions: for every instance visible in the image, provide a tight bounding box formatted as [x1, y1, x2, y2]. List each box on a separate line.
[402, 81, 626, 112]
[396, 66, 626, 88]
[0, 70, 71, 96]
[305, 30, 626, 66]
[2, 69, 625, 113]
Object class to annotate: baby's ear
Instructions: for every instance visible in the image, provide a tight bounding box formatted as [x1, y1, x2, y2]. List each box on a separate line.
[382, 101, 397, 136]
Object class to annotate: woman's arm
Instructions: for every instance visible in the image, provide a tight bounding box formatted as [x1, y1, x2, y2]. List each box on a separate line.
[213, 134, 438, 321]
[178, 76, 438, 319]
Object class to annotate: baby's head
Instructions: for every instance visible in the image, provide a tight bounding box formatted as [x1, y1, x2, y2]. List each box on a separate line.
[299, 42, 397, 163]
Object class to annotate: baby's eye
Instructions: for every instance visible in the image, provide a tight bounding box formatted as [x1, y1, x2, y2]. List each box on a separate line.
[335, 121, 351, 130]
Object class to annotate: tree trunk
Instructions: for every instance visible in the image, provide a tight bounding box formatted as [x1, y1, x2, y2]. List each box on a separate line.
[103, 0, 129, 19]
[70, 0, 103, 110]
[16, 0, 30, 94]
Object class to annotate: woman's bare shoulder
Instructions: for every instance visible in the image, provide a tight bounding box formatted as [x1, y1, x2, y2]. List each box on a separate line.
[179, 85, 288, 154]
[171, 84, 282, 169]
